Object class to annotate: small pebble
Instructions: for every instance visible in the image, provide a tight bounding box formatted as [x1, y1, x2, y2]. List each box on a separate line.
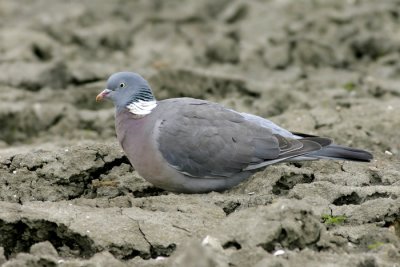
[365, 76, 375, 83]
[385, 150, 393, 156]
[156, 256, 166, 261]
[202, 235, 212, 246]
[248, 192, 255, 195]
[273, 249, 285, 256]
[201, 235, 221, 249]
[12, 170, 17, 174]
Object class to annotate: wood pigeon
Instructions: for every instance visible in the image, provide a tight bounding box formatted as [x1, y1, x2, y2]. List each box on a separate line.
[96, 72, 373, 193]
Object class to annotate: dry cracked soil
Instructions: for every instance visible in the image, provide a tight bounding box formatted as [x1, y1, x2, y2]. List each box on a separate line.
[0, 0, 399, 266]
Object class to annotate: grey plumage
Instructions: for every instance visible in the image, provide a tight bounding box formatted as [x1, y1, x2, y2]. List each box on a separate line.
[97, 72, 373, 193]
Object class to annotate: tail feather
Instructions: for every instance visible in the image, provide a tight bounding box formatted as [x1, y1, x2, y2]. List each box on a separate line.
[308, 144, 373, 162]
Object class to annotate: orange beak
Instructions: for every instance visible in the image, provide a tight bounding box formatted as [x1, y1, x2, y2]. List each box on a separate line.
[96, 89, 112, 102]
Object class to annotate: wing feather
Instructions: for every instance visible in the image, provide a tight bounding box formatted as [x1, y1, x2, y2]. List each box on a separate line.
[156, 99, 328, 178]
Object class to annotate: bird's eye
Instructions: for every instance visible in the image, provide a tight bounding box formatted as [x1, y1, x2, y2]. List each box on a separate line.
[119, 82, 126, 88]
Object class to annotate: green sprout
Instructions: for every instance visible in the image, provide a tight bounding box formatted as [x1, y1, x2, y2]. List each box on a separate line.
[321, 214, 347, 225]
[343, 82, 356, 92]
[367, 242, 385, 250]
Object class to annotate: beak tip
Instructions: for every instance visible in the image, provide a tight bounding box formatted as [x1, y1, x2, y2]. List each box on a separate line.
[95, 95, 103, 102]
[96, 89, 111, 102]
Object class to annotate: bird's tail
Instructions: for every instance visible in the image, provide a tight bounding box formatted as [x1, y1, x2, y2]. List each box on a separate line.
[306, 144, 373, 162]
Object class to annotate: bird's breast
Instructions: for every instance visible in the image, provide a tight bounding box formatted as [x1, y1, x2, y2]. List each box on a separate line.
[115, 113, 149, 163]
[115, 111, 175, 187]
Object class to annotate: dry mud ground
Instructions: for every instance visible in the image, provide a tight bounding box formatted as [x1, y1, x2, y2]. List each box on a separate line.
[0, 0, 399, 266]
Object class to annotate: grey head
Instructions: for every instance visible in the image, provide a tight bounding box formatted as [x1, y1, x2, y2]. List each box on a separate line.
[96, 72, 156, 112]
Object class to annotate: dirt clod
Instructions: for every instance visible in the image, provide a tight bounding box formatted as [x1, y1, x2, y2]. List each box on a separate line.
[0, 0, 399, 266]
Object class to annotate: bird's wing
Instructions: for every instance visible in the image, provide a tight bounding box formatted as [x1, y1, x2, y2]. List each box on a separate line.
[239, 112, 295, 137]
[156, 99, 326, 178]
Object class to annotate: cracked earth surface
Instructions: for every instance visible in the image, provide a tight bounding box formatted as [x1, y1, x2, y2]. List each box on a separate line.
[0, 0, 399, 266]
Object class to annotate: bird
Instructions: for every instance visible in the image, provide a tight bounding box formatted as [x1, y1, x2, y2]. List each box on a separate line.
[96, 72, 373, 193]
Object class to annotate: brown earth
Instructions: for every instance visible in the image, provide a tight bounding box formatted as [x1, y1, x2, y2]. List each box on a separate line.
[0, 0, 399, 266]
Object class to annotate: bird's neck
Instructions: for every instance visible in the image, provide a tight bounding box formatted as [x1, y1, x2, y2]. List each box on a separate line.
[126, 99, 157, 116]
[116, 86, 158, 117]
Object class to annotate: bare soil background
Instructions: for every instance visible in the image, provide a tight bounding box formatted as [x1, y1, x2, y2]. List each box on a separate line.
[0, 0, 399, 266]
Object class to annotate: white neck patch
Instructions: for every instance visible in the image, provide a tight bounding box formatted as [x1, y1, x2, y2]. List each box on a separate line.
[127, 100, 157, 116]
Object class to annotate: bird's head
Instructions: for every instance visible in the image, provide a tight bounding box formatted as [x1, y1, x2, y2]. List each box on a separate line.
[96, 72, 157, 114]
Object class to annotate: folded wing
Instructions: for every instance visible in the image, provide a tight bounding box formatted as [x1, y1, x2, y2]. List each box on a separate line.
[157, 99, 330, 178]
